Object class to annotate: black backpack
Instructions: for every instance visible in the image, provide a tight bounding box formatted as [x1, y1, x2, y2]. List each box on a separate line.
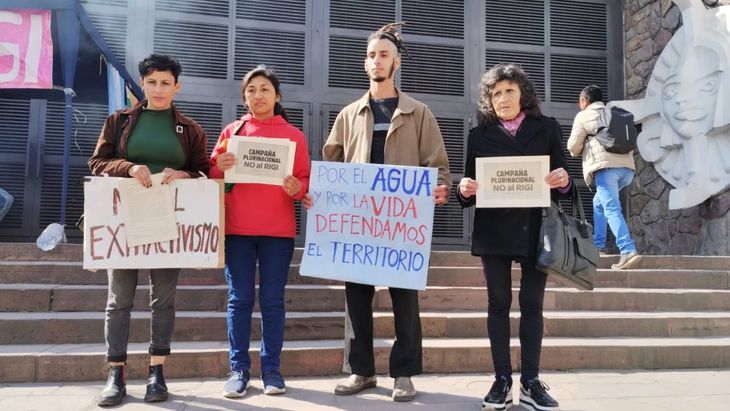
[591, 106, 638, 154]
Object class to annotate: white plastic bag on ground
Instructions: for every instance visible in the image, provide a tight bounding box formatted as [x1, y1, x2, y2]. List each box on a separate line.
[36, 223, 67, 251]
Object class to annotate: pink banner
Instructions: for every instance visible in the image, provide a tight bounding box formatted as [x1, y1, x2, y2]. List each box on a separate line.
[0, 9, 53, 89]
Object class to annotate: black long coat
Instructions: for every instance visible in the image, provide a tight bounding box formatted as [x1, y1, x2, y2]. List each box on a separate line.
[459, 115, 571, 261]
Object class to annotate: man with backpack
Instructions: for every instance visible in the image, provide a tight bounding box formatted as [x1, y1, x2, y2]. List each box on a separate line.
[567, 85, 640, 270]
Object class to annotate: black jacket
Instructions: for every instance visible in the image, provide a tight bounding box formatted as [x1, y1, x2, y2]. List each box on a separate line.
[459, 115, 571, 261]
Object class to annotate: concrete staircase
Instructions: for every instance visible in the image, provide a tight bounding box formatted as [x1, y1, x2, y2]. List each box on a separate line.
[1, 243, 730, 383]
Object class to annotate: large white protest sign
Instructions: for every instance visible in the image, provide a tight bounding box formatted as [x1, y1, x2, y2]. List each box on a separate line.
[225, 136, 295, 185]
[475, 155, 550, 208]
[83, 177, 224, 270]
[300, 161, 436, 290]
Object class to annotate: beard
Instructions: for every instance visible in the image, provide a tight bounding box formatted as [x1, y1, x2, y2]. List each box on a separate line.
[370, 64, 395, 82]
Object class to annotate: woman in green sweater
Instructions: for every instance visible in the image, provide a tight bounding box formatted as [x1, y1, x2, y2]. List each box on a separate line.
[88, 53, 209, 406]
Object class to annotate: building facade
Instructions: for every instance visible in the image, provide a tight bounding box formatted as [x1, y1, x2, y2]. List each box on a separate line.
[0, 0, 624, 245]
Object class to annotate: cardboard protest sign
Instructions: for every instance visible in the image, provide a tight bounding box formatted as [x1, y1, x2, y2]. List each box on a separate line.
[475, 155, 550, 208]
[300, 161, 437, 290]
[224, 136, 296, 185]
[83, 177, 224, 270]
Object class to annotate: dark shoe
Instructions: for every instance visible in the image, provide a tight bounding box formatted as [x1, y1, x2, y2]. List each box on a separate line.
[611, 251, 640, 270]
[144, 364, 169, 402]
[262, 369, 286, 395]
[392, 376, 416, 402]
[97, 365, 126, 406]
[482, 375, 513, 411]
[222, 369, 250, 398]
[334, 374, 377, 395]
[520, 379, 559, 411]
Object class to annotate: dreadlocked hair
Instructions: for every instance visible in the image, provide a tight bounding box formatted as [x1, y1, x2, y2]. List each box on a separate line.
[367, 22, 411, 59]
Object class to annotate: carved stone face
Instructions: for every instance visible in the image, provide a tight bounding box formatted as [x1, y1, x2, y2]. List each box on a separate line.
[661, 46, 721, 139]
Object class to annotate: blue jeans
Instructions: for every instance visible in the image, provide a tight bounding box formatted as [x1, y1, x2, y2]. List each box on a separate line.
[593, 167, 637, 254]
[224, 235, 294, 373]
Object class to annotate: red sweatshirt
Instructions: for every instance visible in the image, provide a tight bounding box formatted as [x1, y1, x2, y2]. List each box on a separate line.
[209, 114, 310, 238]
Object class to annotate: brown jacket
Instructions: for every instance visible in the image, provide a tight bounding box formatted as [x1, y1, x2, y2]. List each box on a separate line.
[88, 101, 209, 178]
[567, 101, 635, 186]
[322, 90, 451, 188]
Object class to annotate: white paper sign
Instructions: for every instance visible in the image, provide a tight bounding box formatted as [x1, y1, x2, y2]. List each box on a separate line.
[224, 136, 296, 185]
[117, 173, 178, 247]
[83, 177, 225, 270]
[300, 161, 437, 290]
[475, 155, 550, 208]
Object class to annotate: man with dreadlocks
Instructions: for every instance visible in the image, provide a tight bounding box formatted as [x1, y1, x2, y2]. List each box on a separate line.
[319, 22, 451, 401]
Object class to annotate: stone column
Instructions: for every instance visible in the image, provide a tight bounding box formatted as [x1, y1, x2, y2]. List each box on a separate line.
[623, 0, 730, 255]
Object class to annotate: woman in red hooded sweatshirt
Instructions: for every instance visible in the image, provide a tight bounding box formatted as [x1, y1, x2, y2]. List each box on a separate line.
[209, 65, 310, 399]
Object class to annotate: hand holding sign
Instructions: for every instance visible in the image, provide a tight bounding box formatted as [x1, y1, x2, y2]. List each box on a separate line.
[433, 184, 449, 205]
[128, 164, 153, 188]
[544, 167, 570, 189]
[458, 177, 479, 199]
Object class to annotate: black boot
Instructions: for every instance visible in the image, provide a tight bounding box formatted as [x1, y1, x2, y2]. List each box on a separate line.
[98, 365, 126, 406]
[144, 364, 169, 402]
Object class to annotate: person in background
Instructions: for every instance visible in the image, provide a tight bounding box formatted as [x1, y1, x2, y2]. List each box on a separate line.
[458, 63, 569, 411]
[567, 85, 639, 269]
[209, 65, 311, 399]
[304, 22, 451, 402]
[88, 53, 209, 406]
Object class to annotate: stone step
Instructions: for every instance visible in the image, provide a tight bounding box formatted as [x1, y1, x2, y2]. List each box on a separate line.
[3, 337, 730, 383]
[3, 284, 730, 313]
[0, 243, 478, 267]
[1, 310, 729, 345]
[3, 261, 729, 290]
[4, 242, 730, 270]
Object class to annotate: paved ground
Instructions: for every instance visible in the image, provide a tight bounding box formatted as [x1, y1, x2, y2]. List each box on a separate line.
[2, 369, 729, 410]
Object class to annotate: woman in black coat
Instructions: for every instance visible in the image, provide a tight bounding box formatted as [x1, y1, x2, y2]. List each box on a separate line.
[458, 64, 571, 411]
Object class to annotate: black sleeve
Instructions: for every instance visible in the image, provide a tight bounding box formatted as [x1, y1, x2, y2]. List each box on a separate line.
[548, 118, 572, 200]
[458, 128, 477, 208]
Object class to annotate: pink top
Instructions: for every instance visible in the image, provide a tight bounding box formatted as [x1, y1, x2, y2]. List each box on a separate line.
[497, 111, 572, 193]
[498, 111, 526, 136]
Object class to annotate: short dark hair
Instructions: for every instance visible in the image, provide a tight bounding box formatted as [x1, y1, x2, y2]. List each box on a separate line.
[138, 53, 182, 83]
[478, 63, 542, 125]
[367, 22, 410, 58]
[580, 85, 603, 104]
[240, 65, 289, 122]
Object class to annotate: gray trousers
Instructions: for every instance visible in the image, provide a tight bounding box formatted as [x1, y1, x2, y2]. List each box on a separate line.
[104, 268, 180, 362]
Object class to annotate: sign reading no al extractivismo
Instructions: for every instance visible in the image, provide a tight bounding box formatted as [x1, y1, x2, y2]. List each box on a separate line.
[225, 136, 296, 185]
[475, 155, 550, 208]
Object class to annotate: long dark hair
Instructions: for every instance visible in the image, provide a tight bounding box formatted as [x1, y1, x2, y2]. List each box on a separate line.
[240, 65, 289, 122]
[477, 63, 542, 125]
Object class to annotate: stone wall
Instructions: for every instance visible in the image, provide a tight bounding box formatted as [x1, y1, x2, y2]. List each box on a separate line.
[624, 0, 730, 255]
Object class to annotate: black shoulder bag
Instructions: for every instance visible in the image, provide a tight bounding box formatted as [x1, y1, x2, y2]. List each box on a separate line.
[535, 187, 598, 290]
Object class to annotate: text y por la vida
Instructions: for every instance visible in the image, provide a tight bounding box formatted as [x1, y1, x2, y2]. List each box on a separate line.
[491, 169, 536, 192]
[87, 187, 220, 260]
[307, 164, 433, 273]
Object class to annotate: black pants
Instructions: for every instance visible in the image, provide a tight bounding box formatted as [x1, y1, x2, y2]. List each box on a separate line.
[344, 281, 423, 378]
[481, 256, 548, 383]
